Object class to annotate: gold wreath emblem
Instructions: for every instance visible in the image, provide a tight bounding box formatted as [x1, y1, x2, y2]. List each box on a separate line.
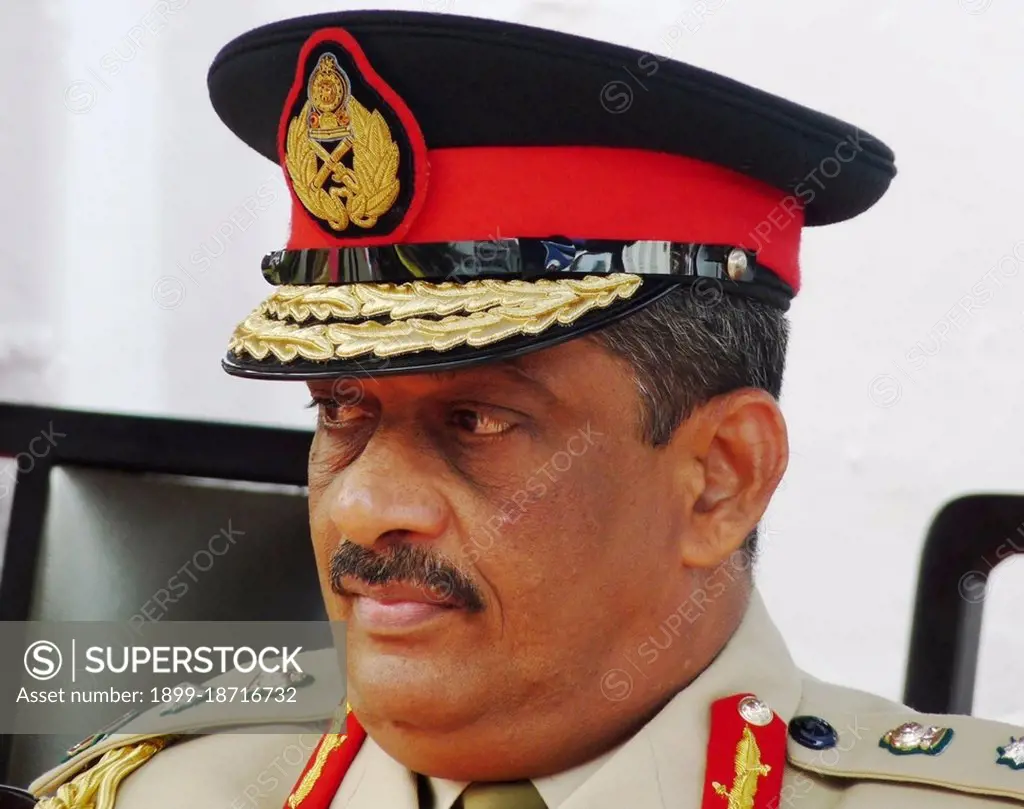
[285, 54, 401, 232]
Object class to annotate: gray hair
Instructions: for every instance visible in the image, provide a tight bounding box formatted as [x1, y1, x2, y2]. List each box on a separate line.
[591, 284, 789, 555]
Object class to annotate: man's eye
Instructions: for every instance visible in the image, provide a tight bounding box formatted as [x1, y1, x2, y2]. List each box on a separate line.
[306, 398, 369, 428]
[450, 409, 513, 436]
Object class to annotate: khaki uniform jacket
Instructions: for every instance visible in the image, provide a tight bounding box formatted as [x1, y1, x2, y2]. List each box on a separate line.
[29, 592, 1024, 808]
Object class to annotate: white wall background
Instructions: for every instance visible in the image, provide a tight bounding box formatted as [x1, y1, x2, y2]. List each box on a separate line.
[1, 0, 1022, 723]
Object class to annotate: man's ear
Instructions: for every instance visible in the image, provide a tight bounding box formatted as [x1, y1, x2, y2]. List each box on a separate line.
[671, 389, 788, 568]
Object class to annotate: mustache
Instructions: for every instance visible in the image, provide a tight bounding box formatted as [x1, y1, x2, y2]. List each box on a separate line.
[329, 542, 485, 613]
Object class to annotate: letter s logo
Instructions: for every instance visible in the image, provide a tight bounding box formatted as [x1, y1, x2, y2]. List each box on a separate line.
[25, 641, 63, 681]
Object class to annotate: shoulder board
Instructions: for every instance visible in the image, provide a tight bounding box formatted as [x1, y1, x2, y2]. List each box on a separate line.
[29, 647, 342, 800]
[788, 678, 1024, 803]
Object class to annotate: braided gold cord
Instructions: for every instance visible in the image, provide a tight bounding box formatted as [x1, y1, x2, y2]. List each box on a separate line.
[36, 737, 174, 809]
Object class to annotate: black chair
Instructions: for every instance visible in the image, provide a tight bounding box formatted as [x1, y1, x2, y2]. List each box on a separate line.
[0, 404, 318, 786]
[903, 494, 1024, 715]
[0, 785, 35, 808]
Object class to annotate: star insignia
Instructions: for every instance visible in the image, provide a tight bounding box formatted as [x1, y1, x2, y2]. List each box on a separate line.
[997, 736, 1024, 770]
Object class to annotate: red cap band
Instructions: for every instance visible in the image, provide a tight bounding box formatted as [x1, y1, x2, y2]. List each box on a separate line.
[286, 145, 803, 290]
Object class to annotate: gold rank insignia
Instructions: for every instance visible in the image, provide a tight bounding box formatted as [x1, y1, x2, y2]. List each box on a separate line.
[712, 726, 772, 809]
[703, 694, 784, 809]
[278, 28, 428, 243]
[879, 721, 954, 756]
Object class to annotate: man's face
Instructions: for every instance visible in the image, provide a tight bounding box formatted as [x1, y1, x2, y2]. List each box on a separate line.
[306, 339, 717, 778]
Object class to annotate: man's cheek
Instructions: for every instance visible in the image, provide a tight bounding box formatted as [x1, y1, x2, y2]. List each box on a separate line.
[306, 495, 334, 557]
[306, 452, 339, 501]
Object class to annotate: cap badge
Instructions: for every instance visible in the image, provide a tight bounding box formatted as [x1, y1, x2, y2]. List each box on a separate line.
[279, 28, 428, 244]
[285, 55, 399, 234]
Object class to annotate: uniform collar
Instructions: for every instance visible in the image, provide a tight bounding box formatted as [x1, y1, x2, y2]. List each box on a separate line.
[335, 590, 802, 809]
[554, 589, 802, 808]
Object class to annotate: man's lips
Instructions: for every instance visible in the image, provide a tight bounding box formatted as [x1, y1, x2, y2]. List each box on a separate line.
[340, 578, 463, 632]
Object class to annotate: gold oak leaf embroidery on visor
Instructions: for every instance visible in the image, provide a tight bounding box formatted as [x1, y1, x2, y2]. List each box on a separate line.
[285, 52, 401, 233]
[228, 274, 642, 362]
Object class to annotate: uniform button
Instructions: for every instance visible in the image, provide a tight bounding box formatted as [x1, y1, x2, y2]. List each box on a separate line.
[737, 695, 774, 727]
[788, 715, 838, 750]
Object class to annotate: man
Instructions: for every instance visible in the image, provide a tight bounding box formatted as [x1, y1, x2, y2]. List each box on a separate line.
[22, 10, 1024, 809]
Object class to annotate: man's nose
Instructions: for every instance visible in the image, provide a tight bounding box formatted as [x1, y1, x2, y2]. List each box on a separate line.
[326, 430, 450, 548]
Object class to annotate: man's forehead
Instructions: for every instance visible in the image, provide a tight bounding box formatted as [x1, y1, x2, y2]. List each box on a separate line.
[429, 355, 549, 385]
[305, 351, 564, 396]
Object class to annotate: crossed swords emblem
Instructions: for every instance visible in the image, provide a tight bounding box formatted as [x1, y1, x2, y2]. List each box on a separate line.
[310, 131, 355, 191]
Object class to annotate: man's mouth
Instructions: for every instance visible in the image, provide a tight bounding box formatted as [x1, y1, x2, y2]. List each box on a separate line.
[340, 579, 463, 632]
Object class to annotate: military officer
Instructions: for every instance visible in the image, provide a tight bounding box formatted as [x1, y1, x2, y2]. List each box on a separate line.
[20, 9, 1024, 809]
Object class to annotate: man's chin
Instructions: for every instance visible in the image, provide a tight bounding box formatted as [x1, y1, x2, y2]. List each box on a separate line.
[346, 651, 585, 782]
[357, 701, 569, 784]
[348, 651, 481, 730]
[352, 691, 522, 783]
